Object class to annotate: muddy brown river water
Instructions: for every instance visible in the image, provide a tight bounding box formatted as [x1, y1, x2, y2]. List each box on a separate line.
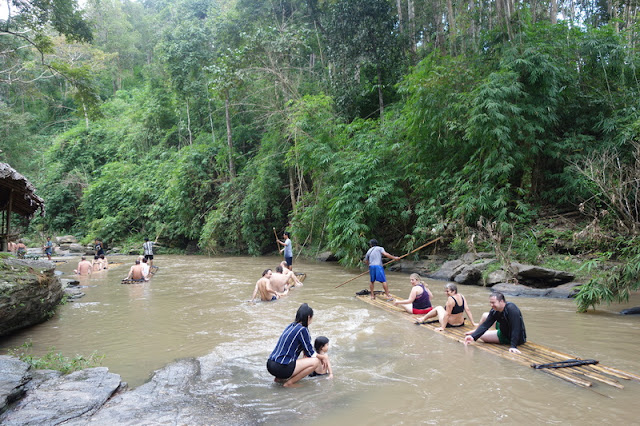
[1, 255, 639, 424]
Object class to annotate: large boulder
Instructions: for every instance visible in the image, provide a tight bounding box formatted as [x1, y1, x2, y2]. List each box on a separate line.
[317, 251, 338, 262]
[454, 264, 483, 285]
[492, 282, 581, 298]
[67, 243, 86, 254]
[0, 367, 122, 425]
[388, 260, 431, 275]
[0, 258, 63, 337]
[428, 259, 465, 281]
[511, 262, 575, 288]
[55, 235, 77, 245]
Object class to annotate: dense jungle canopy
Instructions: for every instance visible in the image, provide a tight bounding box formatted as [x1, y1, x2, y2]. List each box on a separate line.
[1, 0, 639, 309]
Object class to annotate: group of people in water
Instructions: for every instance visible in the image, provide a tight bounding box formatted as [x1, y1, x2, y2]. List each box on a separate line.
[74, 254, 110, 275]
[7, 240, 28, 258]
[251, 261, 303, 302]
[265, 237, 527, 387]
[71, 238, 156, 282]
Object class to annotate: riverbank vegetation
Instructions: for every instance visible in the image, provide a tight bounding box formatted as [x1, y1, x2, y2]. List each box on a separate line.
[8, 341, 104, 374]
[1, 0, 638, 311]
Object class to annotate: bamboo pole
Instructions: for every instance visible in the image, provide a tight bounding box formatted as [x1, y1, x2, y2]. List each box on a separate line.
[335, 237, 442, 289]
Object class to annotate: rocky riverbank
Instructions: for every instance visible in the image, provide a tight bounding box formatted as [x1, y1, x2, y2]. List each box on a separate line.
[0, 258, 63, 337]
[389, 251, 582, 298]
[0, 355, 256, 425]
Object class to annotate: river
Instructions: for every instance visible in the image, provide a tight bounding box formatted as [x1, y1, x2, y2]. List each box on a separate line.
[1, 255, 639, 424]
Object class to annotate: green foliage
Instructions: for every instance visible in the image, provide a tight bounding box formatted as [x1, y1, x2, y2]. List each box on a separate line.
[8, 341, 104, 374]
[575, 243, 640, 312]
[449, 236, 468, 256]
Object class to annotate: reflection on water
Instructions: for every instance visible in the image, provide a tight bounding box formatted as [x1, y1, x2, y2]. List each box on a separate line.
[1, 255, 639, 423]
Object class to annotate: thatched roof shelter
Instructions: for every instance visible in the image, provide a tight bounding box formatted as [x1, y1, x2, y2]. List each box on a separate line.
[0, 163, 45, 218]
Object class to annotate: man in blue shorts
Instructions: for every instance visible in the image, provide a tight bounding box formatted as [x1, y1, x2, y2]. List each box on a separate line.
[364, 239, 399, 300]
[277, 231, 293, 269]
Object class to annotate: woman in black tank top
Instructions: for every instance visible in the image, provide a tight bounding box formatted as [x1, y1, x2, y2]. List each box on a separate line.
[415, 283, 477, 331]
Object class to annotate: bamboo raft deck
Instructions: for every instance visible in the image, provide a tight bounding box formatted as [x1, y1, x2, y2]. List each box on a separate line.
[356, 292, 640, 389]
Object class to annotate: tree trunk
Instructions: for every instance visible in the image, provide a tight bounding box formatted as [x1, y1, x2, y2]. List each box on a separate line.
[550, 0, 558, 24]
[186, 97, 193, 145]
[225, 92, 236, 178]
[83, 102, 89, 130]
[207, 99, 216, 147]
[396, 0, 404, 34]
[288, 166, 297, 215]
[377, 67, 384, 120]
[408, 0, 416, 53]
[447, 0, 457, 55]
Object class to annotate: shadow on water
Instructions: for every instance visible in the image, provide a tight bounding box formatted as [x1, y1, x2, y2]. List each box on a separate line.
[1, 255, 639, 423]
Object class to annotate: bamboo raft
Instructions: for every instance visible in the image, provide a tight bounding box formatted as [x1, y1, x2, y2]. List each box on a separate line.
[356, 292, 640, 389]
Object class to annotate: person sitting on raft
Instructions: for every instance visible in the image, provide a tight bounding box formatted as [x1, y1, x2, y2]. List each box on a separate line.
[393, 273, 433, 315]
[124, 259, 148, 282]
[464, 291, 526, 354]
[267, 303, 328, 387]
[415, 283, 476, 331]
[279, 261, 303, 287]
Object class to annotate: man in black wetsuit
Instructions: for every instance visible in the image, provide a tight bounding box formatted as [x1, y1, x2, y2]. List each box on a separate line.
[464, 291, 526, 354]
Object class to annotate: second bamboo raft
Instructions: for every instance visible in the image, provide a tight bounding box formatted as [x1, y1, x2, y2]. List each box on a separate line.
[356, 292, 640, 389]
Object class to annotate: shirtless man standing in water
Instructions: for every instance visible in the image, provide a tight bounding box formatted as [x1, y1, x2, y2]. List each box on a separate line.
[270, 265, 297, 293]
[75, 256, 93, 275]
[251, 269, 286, 302]
[125, 260, 148, 281]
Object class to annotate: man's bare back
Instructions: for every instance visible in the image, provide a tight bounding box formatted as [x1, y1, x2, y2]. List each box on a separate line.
[126, 263, 147, 281]
[75, 257, 93, 275]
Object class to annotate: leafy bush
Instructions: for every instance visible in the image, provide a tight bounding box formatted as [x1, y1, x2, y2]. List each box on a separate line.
[8, 341, 104, 374]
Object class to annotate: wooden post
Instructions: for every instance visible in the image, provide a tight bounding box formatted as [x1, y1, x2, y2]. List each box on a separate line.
[3, 189, 12, 252]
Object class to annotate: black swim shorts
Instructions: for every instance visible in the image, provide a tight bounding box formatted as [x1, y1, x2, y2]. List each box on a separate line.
[267, 359, 296, 379]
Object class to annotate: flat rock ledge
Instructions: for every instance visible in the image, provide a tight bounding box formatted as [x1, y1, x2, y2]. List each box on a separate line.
[0, 356, 257, 425]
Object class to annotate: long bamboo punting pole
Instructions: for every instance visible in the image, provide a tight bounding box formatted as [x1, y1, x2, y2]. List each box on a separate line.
[335, 237, 442, 289]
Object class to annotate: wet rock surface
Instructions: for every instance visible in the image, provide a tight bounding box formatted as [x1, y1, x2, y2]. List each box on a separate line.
[0, 356, 256, 425]
[0, 367, 123, 425]
[0, 356, 31, 414]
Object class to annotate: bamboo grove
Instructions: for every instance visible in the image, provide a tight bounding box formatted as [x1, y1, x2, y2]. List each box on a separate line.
[1, 0, 640, 309]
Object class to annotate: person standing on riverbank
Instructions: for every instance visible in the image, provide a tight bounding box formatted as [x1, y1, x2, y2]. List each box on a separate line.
[364, 239, 399, 300]
[42, 236, 53, 260]
[276, 231, 293, 269]
[267, 303, 328, 387]
[464, 291, 526, 354]
[143, 238, 154, 267]
[94, 239, 104, 257]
